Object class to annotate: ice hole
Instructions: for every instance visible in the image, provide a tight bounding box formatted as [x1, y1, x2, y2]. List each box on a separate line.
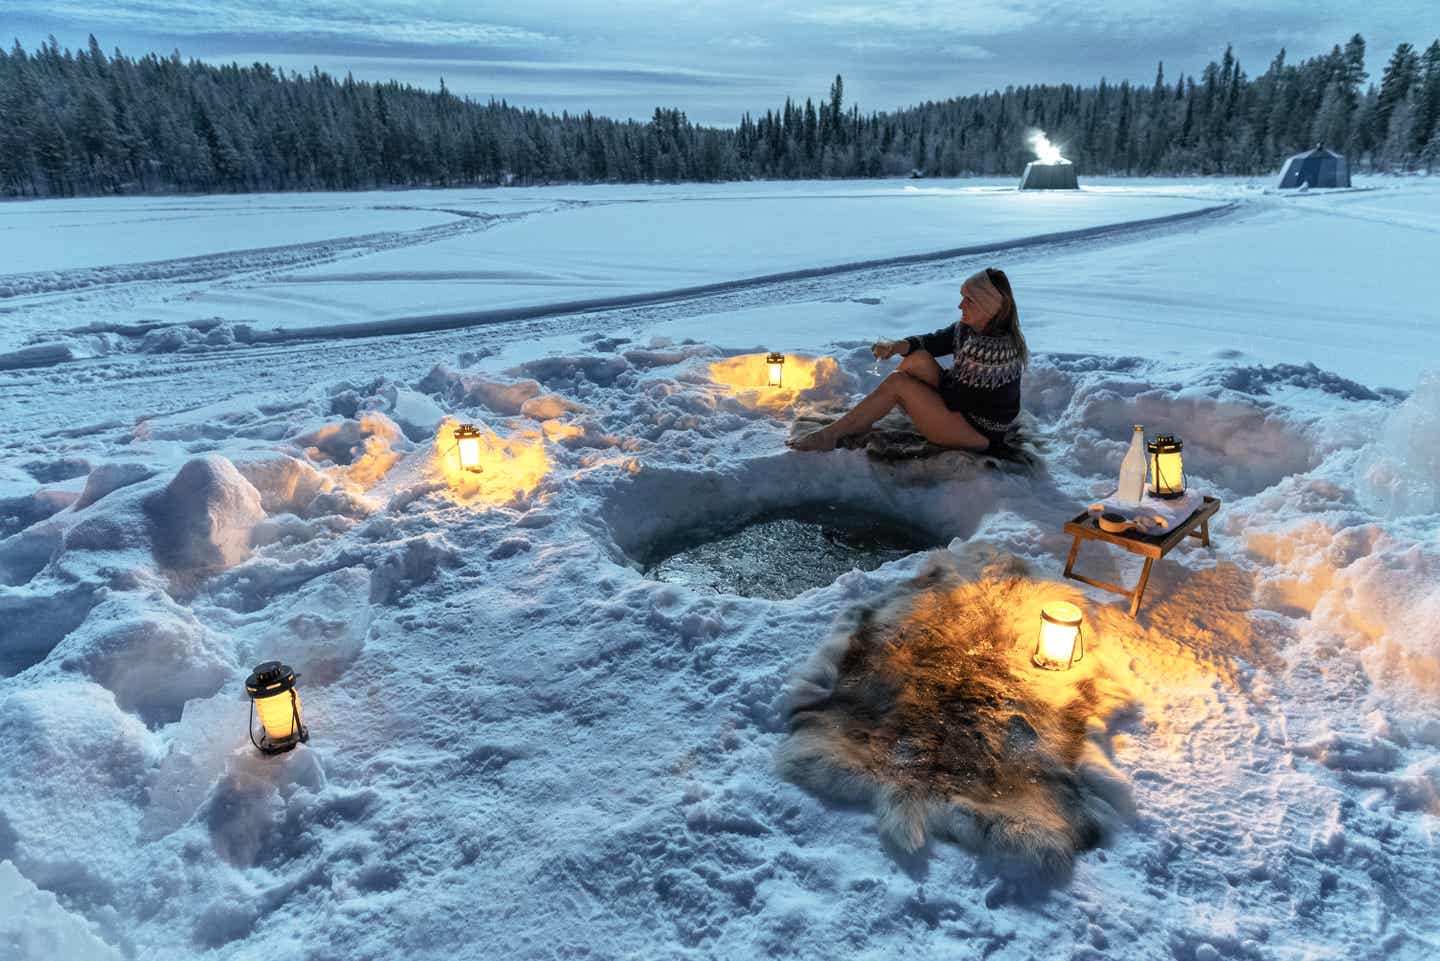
[640, 503, 942, 599]
[600, 458, 1012, 600]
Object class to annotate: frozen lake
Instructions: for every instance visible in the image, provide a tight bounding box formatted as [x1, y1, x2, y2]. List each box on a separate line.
[2, 176, 1436, 390]
[1, 176, 1439, 961]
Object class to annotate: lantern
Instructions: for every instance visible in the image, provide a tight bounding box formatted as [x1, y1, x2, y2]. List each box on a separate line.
[1032, 601, 1085, 671]
[454, 423, 485, 474]
[766, 352, 785, 388]
[1147, 434, 1185, 499]
[245, 661, 308, 754]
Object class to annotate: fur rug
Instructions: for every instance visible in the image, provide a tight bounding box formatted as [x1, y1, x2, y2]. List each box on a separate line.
[788, 406, 1044, 473]
[778, 551, 1134, 878]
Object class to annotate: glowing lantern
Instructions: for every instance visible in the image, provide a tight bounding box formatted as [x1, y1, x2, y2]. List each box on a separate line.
[766, 352, 785, 388]
[454, 423, 485, 474]
[1147, 434, 1185, 499]
[245, 661, 309, 754]
[1032, 601, 1085, 671]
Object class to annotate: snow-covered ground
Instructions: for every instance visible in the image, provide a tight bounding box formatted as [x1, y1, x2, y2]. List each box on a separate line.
[1, 176, 1438, 961]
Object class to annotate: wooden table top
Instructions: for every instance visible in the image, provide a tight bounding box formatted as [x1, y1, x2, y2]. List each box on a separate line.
[1063, 495, 1221, 559]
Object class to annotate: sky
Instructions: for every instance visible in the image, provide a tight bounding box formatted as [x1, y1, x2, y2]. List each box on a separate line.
[6, 1, 1431, 126]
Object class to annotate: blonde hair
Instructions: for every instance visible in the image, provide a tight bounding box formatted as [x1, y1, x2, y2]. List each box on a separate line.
[981, 267, 1028, 366]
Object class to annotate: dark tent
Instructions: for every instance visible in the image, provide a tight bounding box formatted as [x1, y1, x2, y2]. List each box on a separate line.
[1019, 161, 1078, 190]
[1277, 145, 1350, 189]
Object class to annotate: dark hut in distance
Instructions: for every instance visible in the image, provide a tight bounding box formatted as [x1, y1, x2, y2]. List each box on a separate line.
[1278, 145, 1351, 189]
[1019, 161, 1078, 190]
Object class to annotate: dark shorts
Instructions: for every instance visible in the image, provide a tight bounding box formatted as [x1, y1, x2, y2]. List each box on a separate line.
[958, 411, 1010, 449]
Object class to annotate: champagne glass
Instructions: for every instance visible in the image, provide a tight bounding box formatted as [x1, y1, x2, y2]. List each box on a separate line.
[867, 341, 887, 377]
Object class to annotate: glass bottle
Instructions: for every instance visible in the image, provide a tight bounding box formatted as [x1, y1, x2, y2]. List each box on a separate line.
[1119, 424, 1147, 505]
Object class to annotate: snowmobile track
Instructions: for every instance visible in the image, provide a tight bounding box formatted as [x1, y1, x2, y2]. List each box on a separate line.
[0, 200, 1242, 436]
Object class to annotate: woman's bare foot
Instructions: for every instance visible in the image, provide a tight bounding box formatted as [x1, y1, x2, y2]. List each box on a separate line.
[787, 427, 838, 451]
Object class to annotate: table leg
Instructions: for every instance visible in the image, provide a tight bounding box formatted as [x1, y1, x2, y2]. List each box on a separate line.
[1129, 557, 1155, 617]
[1200, 517, 1211, 547]
[1063, 536, 1081, 577]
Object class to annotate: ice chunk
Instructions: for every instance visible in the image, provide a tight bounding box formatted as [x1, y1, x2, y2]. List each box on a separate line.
[1357, 369, 1440, 517]
[519, 393, 585, 420]
[384, 387, 446, 441]
[460, 376, 541, 414]
[142, 693, 246, 839]
[144, 456, 265, 573]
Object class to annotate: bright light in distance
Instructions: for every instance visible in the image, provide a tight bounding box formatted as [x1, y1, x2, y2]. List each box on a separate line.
[1028, 130, 1068, 165]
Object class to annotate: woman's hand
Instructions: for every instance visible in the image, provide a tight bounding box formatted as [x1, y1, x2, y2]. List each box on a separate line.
[871, 340, 907, 360]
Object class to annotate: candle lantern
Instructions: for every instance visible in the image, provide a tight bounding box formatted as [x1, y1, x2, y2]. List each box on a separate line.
[1032, 601, 1085, 671]
[1147, 434, 1185, 499]
[246, 661, 309, 754]
[766, 352, 785, 388]
[454, 423, 485, 474]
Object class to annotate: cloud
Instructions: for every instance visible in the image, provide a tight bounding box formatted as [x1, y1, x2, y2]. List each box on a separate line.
[718, 35, 772, 50]
[836, 38, 995, 59]
[8, 0, 555, 48]
[789, 1, 1038, 35]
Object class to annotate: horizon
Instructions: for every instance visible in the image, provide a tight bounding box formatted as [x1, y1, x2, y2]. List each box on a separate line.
[5, 1, 1428, 127]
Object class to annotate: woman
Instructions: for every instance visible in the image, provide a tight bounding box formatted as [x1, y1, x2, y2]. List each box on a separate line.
[788, 267, 1027, 453]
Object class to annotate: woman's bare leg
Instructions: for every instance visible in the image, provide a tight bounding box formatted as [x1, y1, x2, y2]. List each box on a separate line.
[897, 349, 942, 387]
[788, 355, 989, 452]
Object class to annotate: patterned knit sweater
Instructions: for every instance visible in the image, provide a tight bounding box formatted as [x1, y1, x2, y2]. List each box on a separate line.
[904, 323, 1023, 434]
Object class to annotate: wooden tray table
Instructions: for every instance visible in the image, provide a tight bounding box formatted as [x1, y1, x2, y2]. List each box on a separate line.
[1062, 495, 1221, 616]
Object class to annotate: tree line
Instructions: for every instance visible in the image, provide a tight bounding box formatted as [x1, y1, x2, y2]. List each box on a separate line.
[1, 33, 1438, 197]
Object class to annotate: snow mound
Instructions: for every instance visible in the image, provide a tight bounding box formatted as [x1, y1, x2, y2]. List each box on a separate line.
[0, 585, 100, 676]
[144, 456, 264, 575]
[74, 463, 154, 511]
[53, 593, 235, 725]
[0, 860, 122, 961]
[779, 552, 1134, 877]
[233, 454, 332, 516]
[295, 413, 405, 488]
[0, 484, 78, 539]
[0, 521, 64, 587]
[0, 682, 160, 881]
[251, 566, 371, 684]
[1313, 537, 1440, 691]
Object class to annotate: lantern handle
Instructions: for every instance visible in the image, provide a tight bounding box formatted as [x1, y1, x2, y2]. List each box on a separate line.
[248, 700, 264, 752]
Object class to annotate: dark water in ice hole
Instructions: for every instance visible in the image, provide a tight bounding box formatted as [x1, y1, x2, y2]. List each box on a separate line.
[642, 504, 941, 599]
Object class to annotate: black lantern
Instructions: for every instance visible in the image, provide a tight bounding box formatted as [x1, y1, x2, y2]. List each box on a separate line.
[766, 352, 785, 388]
[1147, 434, 1185, 499]
[453, 423, 485, 474]
[246, 661, 308, 754]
